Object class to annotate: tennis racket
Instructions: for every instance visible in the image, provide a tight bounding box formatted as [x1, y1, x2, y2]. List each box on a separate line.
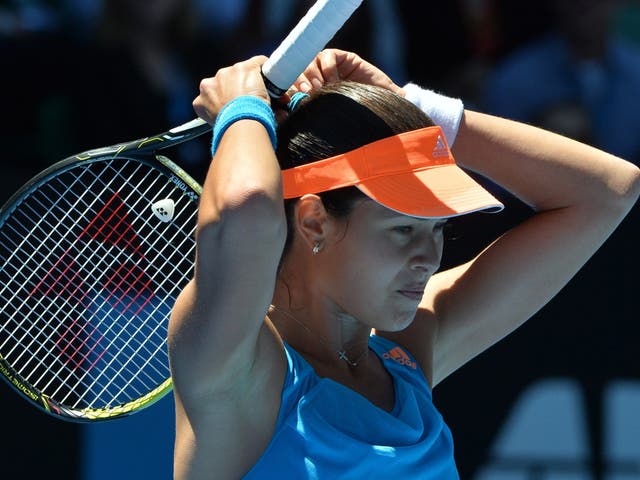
[0, 0, 364, 422]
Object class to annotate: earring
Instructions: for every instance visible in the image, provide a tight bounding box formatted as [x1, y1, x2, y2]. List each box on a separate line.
[312, 243, 321, 255]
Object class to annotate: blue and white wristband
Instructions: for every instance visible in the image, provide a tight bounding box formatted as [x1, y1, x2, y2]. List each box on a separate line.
[211, 95, 277, 156]
[403, 83, 464, 146]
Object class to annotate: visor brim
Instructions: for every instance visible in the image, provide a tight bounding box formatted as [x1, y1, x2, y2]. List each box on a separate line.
[356, 164, 504, 218]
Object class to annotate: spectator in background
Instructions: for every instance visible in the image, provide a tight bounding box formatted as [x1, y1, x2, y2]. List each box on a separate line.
[0, 0, 78, 200]
[0, 0, 62, 37]
[1, 0, 409, 192]
[85, 0, 213, 169]
[1, 0, 222, 189]
[195, 0, 408, 82]
[397, 1, 472, 94]
[480, 0, 640, 164]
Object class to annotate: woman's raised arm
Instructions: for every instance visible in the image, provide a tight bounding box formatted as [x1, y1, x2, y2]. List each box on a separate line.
[423, 110, 640, 385]
[169, 57, 288, 479]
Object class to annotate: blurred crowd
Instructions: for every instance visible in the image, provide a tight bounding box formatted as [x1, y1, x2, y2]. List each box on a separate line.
[2, 0, 640, 198]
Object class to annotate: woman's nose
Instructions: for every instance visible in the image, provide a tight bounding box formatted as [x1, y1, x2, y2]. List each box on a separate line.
[409, 253, 440, 274]
[409, 233, 443, 273]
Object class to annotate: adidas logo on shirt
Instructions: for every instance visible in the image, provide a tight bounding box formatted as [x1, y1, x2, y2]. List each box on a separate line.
[383, 347, 417, 369]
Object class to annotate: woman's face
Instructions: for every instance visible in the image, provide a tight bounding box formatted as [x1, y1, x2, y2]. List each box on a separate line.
[319, 199, 446, 331]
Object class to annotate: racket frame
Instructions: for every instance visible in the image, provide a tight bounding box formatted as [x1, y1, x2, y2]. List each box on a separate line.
[0, 124, 206, 422]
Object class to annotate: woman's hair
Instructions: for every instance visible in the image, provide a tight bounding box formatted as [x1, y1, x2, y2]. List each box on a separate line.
[276, 81, 435, 260]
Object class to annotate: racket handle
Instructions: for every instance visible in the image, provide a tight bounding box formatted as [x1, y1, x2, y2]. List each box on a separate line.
[261, 0, 364, 97]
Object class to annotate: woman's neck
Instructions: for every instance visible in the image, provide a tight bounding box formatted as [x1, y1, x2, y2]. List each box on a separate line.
[269, 303, 370, 367]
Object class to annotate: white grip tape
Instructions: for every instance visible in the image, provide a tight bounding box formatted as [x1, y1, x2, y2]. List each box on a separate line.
[262, 0, 363, 96]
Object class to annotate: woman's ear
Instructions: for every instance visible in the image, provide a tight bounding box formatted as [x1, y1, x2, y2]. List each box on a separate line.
[294, 194, 329, 250]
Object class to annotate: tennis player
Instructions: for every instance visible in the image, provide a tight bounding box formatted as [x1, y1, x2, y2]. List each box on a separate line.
[169, 49, 640, 479]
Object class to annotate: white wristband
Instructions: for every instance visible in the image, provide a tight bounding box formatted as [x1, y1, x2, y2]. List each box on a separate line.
[402, 83, 464, 146]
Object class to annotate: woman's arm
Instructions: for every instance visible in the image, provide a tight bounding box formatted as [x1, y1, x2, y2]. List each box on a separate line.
[170, 55, 286, 399]
[169, 57, 288, 478]
[422, 110, 640, 386]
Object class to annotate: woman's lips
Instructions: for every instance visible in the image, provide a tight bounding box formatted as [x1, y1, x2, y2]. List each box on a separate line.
[398, 289, 424, 301]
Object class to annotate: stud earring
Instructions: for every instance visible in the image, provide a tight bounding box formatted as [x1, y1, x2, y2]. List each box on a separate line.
[312, 243, 321, 255]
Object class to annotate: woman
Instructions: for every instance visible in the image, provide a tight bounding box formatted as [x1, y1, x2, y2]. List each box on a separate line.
[168, 49, 640, 478]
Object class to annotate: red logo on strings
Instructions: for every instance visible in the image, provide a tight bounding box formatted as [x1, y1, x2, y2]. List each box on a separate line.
[30, 192, 154, 372]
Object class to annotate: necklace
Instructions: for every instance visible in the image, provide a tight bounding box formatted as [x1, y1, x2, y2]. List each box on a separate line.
[269, 304, 368, 367]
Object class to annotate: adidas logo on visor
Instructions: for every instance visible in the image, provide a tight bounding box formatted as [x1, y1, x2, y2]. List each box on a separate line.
[432, 135, 449, 158]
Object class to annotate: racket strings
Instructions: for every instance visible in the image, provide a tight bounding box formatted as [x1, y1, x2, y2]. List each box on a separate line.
[3, 161, 185, 404]
[54, 162, 194, 404]
[1, 167, 149, 404]
[1, 163, 148, 388]
[1, 166, 128, 363]
[32, 168, 167, 404]
[63, 165, 197, 407]
[0, 169, 126, 402]
[48, 165, 195, 408]
[0, 157, 197, 414]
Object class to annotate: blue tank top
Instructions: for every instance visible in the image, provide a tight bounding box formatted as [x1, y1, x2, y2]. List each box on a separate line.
[243, 334, 459, 479]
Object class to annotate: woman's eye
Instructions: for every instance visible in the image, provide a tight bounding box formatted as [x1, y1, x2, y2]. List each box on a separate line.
[392, 226, 414, 235]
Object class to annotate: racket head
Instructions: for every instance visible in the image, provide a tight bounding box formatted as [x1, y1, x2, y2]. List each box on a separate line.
[0, 150, 201, 422]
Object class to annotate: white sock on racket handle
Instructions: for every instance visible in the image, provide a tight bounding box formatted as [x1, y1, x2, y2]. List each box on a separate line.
[261, 0, 364, 97]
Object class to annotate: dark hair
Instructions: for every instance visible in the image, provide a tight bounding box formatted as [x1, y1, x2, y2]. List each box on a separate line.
[276, 81, 434, 260]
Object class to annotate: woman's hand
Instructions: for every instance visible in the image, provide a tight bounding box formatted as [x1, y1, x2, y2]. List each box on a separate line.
[293, 49, 404, 95]
[193, 56, 271, 125]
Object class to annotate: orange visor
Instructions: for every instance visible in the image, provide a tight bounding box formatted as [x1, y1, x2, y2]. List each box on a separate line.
[281, 126, 504, 218]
